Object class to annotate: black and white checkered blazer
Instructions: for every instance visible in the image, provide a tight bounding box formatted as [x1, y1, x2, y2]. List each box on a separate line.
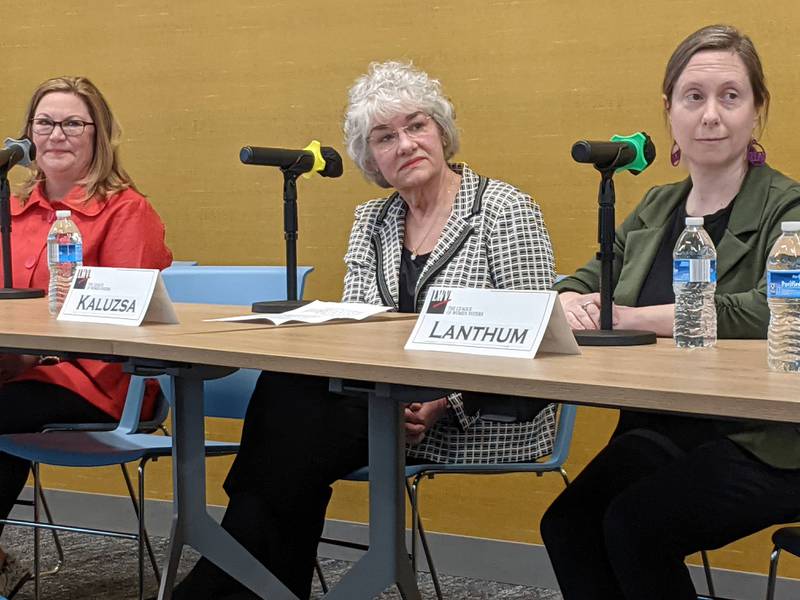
[342, 164, 558, 464]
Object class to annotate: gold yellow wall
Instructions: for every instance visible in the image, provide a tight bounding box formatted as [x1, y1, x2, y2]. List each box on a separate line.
[5, 0, 800, 579]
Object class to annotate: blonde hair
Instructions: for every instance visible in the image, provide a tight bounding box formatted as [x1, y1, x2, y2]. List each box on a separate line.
[18, 76, 137, 202]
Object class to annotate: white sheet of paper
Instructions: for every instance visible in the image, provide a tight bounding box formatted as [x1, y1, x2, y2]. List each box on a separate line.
[204, 300, 391, 325]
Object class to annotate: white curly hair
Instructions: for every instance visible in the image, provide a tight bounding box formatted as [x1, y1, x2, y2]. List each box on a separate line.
[343, 61, 460, 188]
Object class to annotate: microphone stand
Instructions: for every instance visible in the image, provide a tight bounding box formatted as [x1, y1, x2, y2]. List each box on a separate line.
[0, 165, 45, 299]
[573, 156, 655, 346]
[251, 165, 312, 313]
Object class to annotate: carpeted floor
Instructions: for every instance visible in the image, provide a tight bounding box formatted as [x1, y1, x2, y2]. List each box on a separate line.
[3, 528, 562, 599]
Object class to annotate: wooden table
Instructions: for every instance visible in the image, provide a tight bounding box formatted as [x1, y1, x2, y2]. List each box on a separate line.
[1, 299, 797, 600]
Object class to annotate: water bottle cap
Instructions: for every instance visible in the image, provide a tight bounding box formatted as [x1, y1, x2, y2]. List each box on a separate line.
[685, 216, 704, 226]
[781, 221, 800, 232]
[55, 210, 71, 219]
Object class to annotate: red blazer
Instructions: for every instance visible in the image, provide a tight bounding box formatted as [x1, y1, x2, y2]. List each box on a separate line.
[2, 184, 173, 419]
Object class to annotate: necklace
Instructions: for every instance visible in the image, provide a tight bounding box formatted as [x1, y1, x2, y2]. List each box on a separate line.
[409, 216, 442, 260]
[408, 178, 459, 260]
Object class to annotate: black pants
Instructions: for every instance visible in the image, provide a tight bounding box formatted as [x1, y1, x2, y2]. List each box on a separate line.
[173, 371, 372, 600]
[540, 428, 800, 600]
[174, 370, 549, 600]
[0, 381, 114, 537]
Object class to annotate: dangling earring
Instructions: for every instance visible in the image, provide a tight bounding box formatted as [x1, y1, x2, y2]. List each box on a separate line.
[747, 139, 766, 167]
[670, 141, 681, 167]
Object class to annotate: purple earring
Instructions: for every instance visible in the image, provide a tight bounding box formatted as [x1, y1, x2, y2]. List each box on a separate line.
[670, 141, 681, 167]
[747, 139, 766, 167]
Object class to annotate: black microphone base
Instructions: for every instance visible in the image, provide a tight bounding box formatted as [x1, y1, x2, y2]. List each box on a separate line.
[251, 299, 312, 314]
[0, 287, 46, 300]
[574, 329, 657, 346]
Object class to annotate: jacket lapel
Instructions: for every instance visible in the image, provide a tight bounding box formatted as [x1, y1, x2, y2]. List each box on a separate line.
[715, 167, 769, 282]
[373, 197, 405, 306]
[415, 166, 477, 298]
[373, 164, 480, 308]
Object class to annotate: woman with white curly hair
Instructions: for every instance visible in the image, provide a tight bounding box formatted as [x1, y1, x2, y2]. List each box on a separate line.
[171, 60, 556, 600]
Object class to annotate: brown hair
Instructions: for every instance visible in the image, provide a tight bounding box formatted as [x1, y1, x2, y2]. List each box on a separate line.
[663, 25, 769, 128]
[18, 76, 137, 202]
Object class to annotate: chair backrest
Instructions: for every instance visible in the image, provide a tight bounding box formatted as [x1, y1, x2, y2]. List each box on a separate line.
[159, 265, 313, 419]
[160, 265, 313, 305]
[549, 403, 577, 466]
[117, 374, 173, 434]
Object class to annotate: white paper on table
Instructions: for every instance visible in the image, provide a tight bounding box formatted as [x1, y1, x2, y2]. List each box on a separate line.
[203, 300, 392, 325]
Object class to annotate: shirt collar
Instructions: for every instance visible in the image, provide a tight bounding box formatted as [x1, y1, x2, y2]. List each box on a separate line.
[11, 182, 107, 217]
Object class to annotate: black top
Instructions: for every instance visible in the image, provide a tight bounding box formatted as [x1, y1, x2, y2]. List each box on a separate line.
[636, 198, 735, 307]
[399, 247, 430, 313]
[619, 197, 737, 451]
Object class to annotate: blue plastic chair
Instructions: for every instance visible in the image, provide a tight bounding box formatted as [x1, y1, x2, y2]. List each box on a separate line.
[0, 265, 313, 599]
[169, 260, 199, 267]
[0, 375, 176, 600]
[767, 525, 800, 600]
[318, 403, 578, 598]
[160, 265, 313, 306]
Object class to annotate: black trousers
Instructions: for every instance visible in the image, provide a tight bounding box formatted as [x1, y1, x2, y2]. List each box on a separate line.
[173, 371, 372, 600]
[540, 428, 800, 600]
[174, 370, 549, 600]
[0, 381, 114, 537]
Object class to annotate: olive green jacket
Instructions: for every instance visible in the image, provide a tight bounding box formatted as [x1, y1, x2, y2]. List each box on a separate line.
[555, 164, 800, 468]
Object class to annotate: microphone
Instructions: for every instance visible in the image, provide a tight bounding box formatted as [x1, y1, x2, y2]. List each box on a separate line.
[571, 132, 655, 175]
[0, 137, 36, 171]
[240, 140, 343, 178]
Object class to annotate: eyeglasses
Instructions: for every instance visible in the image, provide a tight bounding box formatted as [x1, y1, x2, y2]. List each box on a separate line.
[30, 118, 95, 137]
[367, 113, 436, 153]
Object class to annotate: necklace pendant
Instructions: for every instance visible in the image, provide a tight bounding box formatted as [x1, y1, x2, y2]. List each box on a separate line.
[410, 251, 417, 260]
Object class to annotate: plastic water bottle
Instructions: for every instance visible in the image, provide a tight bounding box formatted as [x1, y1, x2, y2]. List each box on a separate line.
[673, 216, 717, 348]
[47, 210, 83, 315]
[767, 221, 800, 372]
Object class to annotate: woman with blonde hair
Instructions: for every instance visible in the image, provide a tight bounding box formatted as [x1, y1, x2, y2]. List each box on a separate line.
[0, 76, 172, 597]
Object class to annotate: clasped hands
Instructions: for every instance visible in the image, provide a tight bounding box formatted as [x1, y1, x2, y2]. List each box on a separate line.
[404, 397, 449, 446]
[559, 291, 637, 331]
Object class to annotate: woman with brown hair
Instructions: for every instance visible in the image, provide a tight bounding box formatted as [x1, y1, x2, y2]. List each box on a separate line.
[540, 24, 800, 600]
[0, 76, 172, 597]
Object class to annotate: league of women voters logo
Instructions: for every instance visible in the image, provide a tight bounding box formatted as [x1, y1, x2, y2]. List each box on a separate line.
[426, 289, 452, 314]
[73, 267, 91, 290]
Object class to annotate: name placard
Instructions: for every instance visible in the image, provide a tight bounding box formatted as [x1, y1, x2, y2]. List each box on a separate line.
[58, 266, 179, 326]
[405, 287, 579, 358]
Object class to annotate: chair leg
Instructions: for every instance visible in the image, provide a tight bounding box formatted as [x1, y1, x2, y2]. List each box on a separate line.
[408, 474, 425, 573]
[558, 467, 570, 487]
[137, 464, 146, 600]
[766, 546, 781, 600]
[120, 461, 161, 596]
[406, 476, 442, 600]
[701, 550, 715, 598]
[139, 460, 161, 583]
[34, 481, 65, 576]
[33, 463, 42, 600]
[314, 558, 329, 594]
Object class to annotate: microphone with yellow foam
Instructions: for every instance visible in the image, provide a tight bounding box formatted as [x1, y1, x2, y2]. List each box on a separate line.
[239, 140, 343, 178]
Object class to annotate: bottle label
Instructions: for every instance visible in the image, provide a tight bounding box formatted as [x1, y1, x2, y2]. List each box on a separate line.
[50, 243, 83, 264]
[673, 259, 716, 283]
[768, 270, 800, 299]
